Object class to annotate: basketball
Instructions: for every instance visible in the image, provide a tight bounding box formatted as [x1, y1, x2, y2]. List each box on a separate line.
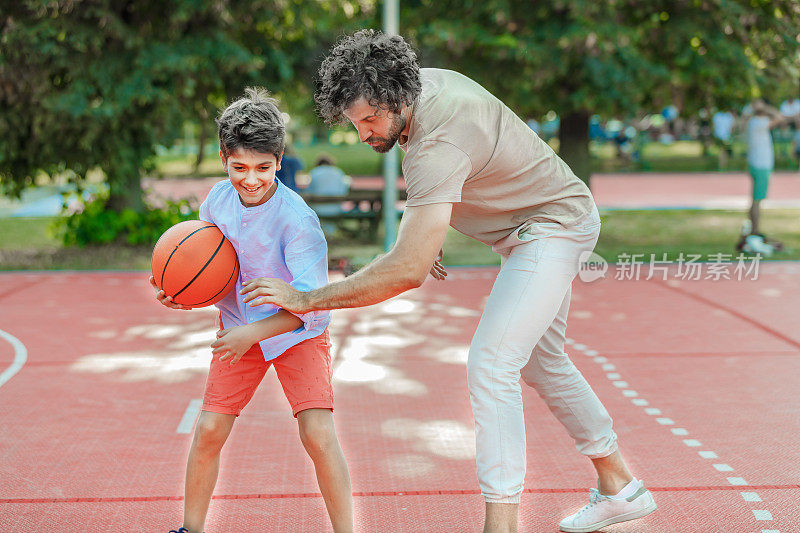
[151, 220, 239, 307]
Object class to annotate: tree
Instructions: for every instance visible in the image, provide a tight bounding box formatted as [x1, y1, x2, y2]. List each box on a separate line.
[403, 0, 800, 183]
[0, 1, 265, 211]
[0, 0, 375, 212]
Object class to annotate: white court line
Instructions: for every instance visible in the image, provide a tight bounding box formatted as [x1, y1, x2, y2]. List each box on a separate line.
[0, 329, 28, 389]
[584, 341, 780, 528]
[177, 399, 203, 434]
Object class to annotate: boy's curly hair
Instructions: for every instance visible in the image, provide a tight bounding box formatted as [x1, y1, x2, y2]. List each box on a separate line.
[216, 87, 285, 160]
[315, 30, 422, 124]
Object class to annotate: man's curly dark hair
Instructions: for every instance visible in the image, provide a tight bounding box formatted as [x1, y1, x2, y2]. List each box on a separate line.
[315, 30, 422, 125]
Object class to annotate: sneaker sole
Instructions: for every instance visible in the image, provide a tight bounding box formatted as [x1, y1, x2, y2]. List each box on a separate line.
[559, 500, 657, 533]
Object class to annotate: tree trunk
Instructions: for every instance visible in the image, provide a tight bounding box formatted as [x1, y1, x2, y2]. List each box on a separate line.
[194, 110, 209, 173]
[107, 165, 144, 212]
[558, 110, 591, 186]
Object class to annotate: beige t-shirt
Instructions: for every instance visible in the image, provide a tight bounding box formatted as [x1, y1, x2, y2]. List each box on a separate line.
[399, 68, 595, 247]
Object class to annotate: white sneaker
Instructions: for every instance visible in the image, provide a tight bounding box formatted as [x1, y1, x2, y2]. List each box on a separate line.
[559, 481, 657, 532]
[742, 234, 774, 257]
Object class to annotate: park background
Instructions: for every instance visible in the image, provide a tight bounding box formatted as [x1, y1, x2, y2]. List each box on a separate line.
[1, 1, 800, 269]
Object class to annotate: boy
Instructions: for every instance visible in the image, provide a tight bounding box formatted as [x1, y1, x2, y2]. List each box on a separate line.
[150, 87, 353, 533]
[738, 98, 788, 256]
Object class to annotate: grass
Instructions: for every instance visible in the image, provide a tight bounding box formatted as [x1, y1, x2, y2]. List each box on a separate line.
[1, 209, 798, 271]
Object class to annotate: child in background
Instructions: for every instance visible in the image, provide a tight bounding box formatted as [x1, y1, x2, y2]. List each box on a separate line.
[150, 87, 353, 533]
[739, 98, 788, 256]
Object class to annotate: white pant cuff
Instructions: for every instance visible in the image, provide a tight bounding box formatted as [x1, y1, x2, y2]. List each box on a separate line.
[484, 494, 521, 504]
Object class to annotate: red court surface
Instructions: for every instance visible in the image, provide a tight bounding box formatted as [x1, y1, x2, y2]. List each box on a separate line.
[1, 263, 799, 532]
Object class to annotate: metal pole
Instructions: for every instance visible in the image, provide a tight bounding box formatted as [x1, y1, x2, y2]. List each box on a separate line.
[382, 0, 399, 251]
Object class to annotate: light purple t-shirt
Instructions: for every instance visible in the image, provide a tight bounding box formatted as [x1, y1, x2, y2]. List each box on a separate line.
[199, 179, 330, 362]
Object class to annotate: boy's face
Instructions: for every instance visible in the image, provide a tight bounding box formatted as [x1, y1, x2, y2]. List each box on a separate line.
[343, 97, 408, 153]
[221, 148, 282, 207]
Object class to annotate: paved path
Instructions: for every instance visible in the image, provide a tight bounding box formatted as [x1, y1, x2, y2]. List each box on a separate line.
[1, 172, 799, 216]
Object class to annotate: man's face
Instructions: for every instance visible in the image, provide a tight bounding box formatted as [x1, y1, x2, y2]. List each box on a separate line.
[343, 97, 407, 153]
[222, 148, 281, 207]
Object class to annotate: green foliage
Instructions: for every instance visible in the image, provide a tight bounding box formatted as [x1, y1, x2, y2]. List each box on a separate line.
[56, 194, 196, 246]
[406, 1, 800, 118]
[0, 1, 375, 212]
[399, 1, 800, 182]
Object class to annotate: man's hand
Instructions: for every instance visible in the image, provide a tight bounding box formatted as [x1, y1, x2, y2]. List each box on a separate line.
[148, 275, 193, 310]
[211, 324, 257, 365]
[429, 249, 447, 280]
[240, 277, 311, 314]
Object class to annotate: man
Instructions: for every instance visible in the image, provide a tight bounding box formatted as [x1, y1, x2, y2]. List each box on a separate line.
[242, 30, 656, 532]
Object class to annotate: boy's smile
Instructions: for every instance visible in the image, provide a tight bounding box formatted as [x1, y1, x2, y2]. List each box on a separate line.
[222, 148, 282, 207]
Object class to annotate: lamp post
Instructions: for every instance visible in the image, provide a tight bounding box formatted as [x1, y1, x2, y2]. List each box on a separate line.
[382, 0, 399, 251]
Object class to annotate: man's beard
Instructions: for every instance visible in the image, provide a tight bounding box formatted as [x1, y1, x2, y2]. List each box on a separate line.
[366, 113, 407, 153]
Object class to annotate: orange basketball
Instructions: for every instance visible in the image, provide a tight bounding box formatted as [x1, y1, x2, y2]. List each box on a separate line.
[151, 220, 239, 308]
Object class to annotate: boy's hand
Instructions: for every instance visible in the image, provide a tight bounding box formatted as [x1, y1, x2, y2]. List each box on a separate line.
[211, 325, 257, 365]
[240, 278, 311, 314]
[429, 249, 447, 280]
[149, 276, 193, 310]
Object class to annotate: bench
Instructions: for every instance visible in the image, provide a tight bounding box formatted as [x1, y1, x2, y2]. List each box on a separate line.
[300, 188, 407, 241]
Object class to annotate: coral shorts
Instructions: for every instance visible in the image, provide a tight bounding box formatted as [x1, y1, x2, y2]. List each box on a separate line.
[202, 330, 333, 418]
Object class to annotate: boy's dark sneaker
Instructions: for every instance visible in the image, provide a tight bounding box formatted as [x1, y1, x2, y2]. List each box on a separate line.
[169, 528, 203, 533]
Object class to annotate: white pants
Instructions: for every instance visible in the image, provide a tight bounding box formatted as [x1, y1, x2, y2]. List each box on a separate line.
[467, 207, 618, 503]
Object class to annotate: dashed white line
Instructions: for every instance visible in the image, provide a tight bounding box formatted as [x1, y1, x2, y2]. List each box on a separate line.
[579, 341, 780, 529]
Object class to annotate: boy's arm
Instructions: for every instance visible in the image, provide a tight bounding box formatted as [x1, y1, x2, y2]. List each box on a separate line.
[211, 310, 303, 364]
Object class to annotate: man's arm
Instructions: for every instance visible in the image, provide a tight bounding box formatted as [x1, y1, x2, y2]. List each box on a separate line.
[240, 202, 453, 312]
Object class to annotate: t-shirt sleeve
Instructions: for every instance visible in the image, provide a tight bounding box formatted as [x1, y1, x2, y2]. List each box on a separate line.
[403, 140, 472, 206]
[198, 197, 212, 223]
[199, 181, 223, 223]
[283, 217, 330, 331]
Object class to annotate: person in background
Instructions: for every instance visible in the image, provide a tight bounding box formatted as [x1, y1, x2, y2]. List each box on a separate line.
[792, 117, 800, 171]
[305, 154, 352, 235]
[738, 98, 789, 256]
[306, 154, 351, 196]
[275, 145, 304, 191]
[712, 109, 736, 170]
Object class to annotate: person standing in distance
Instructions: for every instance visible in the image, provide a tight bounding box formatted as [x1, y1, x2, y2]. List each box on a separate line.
[241, 30, 656, 533]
